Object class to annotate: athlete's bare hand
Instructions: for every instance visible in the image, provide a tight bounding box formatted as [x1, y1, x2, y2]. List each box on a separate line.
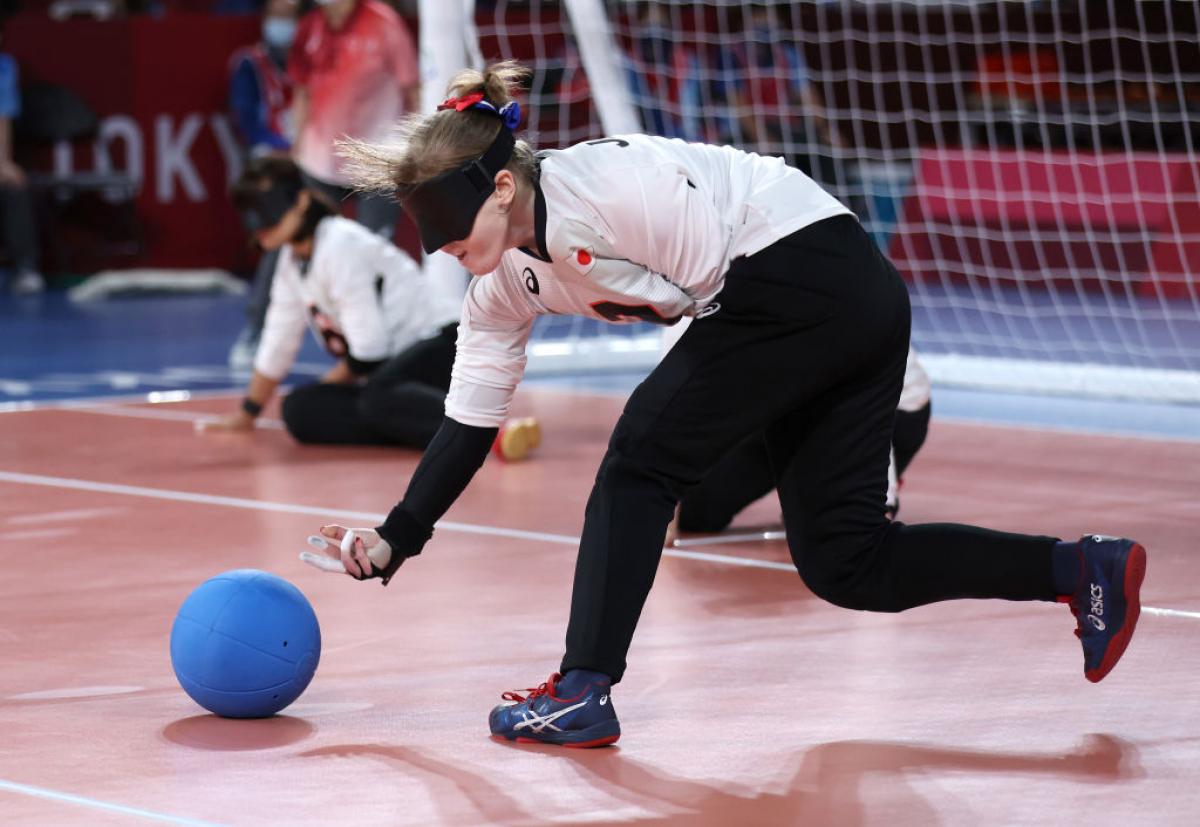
[307, 524, 393, 579]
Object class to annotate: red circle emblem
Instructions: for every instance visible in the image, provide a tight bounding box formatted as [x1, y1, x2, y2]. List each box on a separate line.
[576, 249, 592, 266]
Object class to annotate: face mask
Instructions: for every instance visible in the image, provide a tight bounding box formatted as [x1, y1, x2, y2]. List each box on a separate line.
[262, 17, 297, 50]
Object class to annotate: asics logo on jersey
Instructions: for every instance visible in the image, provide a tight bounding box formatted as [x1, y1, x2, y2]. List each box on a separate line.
[696, 302, 721, 319]
[1088, 582, 1106, 630]
[523, 267, 540, 295]
[513, 700, 588, 733]
[599, 694, 608, 706]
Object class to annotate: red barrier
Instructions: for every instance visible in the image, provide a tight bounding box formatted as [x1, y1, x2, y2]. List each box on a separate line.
[889, 148, 1200, 299]
[8, 12, 262, 271]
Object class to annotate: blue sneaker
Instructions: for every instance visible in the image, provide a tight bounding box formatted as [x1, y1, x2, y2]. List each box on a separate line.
[1060, 535, 1147, 683]
[488, 672, 620, 748]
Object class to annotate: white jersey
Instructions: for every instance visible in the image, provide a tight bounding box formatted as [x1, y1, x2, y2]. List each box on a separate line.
[254, 216, 461, 380]
[446, 134, 853, 427]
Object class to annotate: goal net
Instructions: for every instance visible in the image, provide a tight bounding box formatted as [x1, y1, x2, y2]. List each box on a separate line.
[432, 0, 1200, 403]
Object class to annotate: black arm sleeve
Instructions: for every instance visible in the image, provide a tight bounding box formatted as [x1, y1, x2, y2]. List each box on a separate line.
[375, 415, 497, 560]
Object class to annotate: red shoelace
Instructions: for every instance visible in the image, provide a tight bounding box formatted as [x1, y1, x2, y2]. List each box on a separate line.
[500, 673, 560, 703]
[1057, 594, 1083, 639]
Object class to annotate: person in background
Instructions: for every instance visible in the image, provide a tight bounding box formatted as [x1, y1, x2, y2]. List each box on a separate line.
[724, 4, 845, 187]
[201, 156, 540, 459]
[624, 1, 703, 141]
[288, 0, 418, 240]
[229, 0, 298, 159]
[0, 27, 43, 295]
[226, 0, 301, 369]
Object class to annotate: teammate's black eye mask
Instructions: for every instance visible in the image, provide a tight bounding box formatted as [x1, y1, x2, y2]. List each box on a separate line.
[402, 94, 520, 254]
[237, 177, 303, 234]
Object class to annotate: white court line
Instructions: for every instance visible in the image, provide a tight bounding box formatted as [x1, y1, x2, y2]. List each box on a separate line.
[0, 388, 242, 414]
[0, 527, 78, 542]
[0, 471, 795, 575]
[662, 545, 793, 572]
[82, 405, 286, 430]
[0, 380, 612, 414]
[6, 377, 1200, 446]
[0, 363, 320, 414]
[7, 507, 124, 525]
[1143, 607, 1200, 620]
[3, 469, 1198, 611]
[674, 530, 785, 548]
[0, 779, 225, 827]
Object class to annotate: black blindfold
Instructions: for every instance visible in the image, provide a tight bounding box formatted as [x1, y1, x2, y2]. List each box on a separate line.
[402, 126, 516, 254]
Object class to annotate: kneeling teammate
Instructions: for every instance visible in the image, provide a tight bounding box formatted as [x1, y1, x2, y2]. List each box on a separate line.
[199, 156, 539, 458]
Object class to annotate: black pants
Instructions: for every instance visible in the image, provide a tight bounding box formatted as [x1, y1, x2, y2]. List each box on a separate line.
[282, 324, 456, 449]
[677, 401, 932, 533]
[1, 183, 39, 278]
[561, 216, 1056, 682]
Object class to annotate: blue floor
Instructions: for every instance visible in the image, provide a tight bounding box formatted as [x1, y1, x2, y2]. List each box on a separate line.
[0, 291, 321, 403]
[1, 290, 1197, 442]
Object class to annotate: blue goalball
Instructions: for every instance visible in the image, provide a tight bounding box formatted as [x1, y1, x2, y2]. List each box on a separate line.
[170, 569, 321, 718]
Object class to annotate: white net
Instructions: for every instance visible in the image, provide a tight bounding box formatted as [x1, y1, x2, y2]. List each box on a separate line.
[467, 0, 664, 375]
[458, 0, 1200, 402]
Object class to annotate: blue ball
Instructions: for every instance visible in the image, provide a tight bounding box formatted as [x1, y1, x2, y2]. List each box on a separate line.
[170, 569, 321, 718]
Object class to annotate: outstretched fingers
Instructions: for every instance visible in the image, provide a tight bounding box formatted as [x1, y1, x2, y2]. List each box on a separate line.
[300, 527, 364, 578]
[300, 534, 347, 574]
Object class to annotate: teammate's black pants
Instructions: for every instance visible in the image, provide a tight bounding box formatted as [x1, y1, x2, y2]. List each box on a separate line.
[1, 183, 39, 278]
[677, 400, 931, 533]
[561, 216, 1057, 683]
[282, 324, 456, 449]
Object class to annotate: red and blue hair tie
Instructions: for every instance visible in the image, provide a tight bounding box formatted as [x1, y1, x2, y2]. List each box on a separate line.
[438, 92, 522, 130]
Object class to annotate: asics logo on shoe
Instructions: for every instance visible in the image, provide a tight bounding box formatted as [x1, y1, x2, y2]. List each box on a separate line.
[599, 694, 608, 706]
[514, 700, 588, 734]
[1088, 582, 1106, 631]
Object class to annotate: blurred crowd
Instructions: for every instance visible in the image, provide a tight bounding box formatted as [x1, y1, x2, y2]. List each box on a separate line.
[0, 0, 415, 18]
[1, 0, 1194, 297]
[0, 0, 420, 314]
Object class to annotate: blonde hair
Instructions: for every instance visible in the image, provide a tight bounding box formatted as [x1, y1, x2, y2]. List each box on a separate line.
[338, 60, 538, 196]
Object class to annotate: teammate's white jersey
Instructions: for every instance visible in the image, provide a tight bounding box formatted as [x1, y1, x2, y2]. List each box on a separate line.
[898, 346, 932, 413]
[446, 134, 853, 427]
[255, 216, 461, 381]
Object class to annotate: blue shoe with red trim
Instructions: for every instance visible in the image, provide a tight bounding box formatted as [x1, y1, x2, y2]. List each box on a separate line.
[1061, 535, 1147, 683]
[488, 672, 620, 748]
